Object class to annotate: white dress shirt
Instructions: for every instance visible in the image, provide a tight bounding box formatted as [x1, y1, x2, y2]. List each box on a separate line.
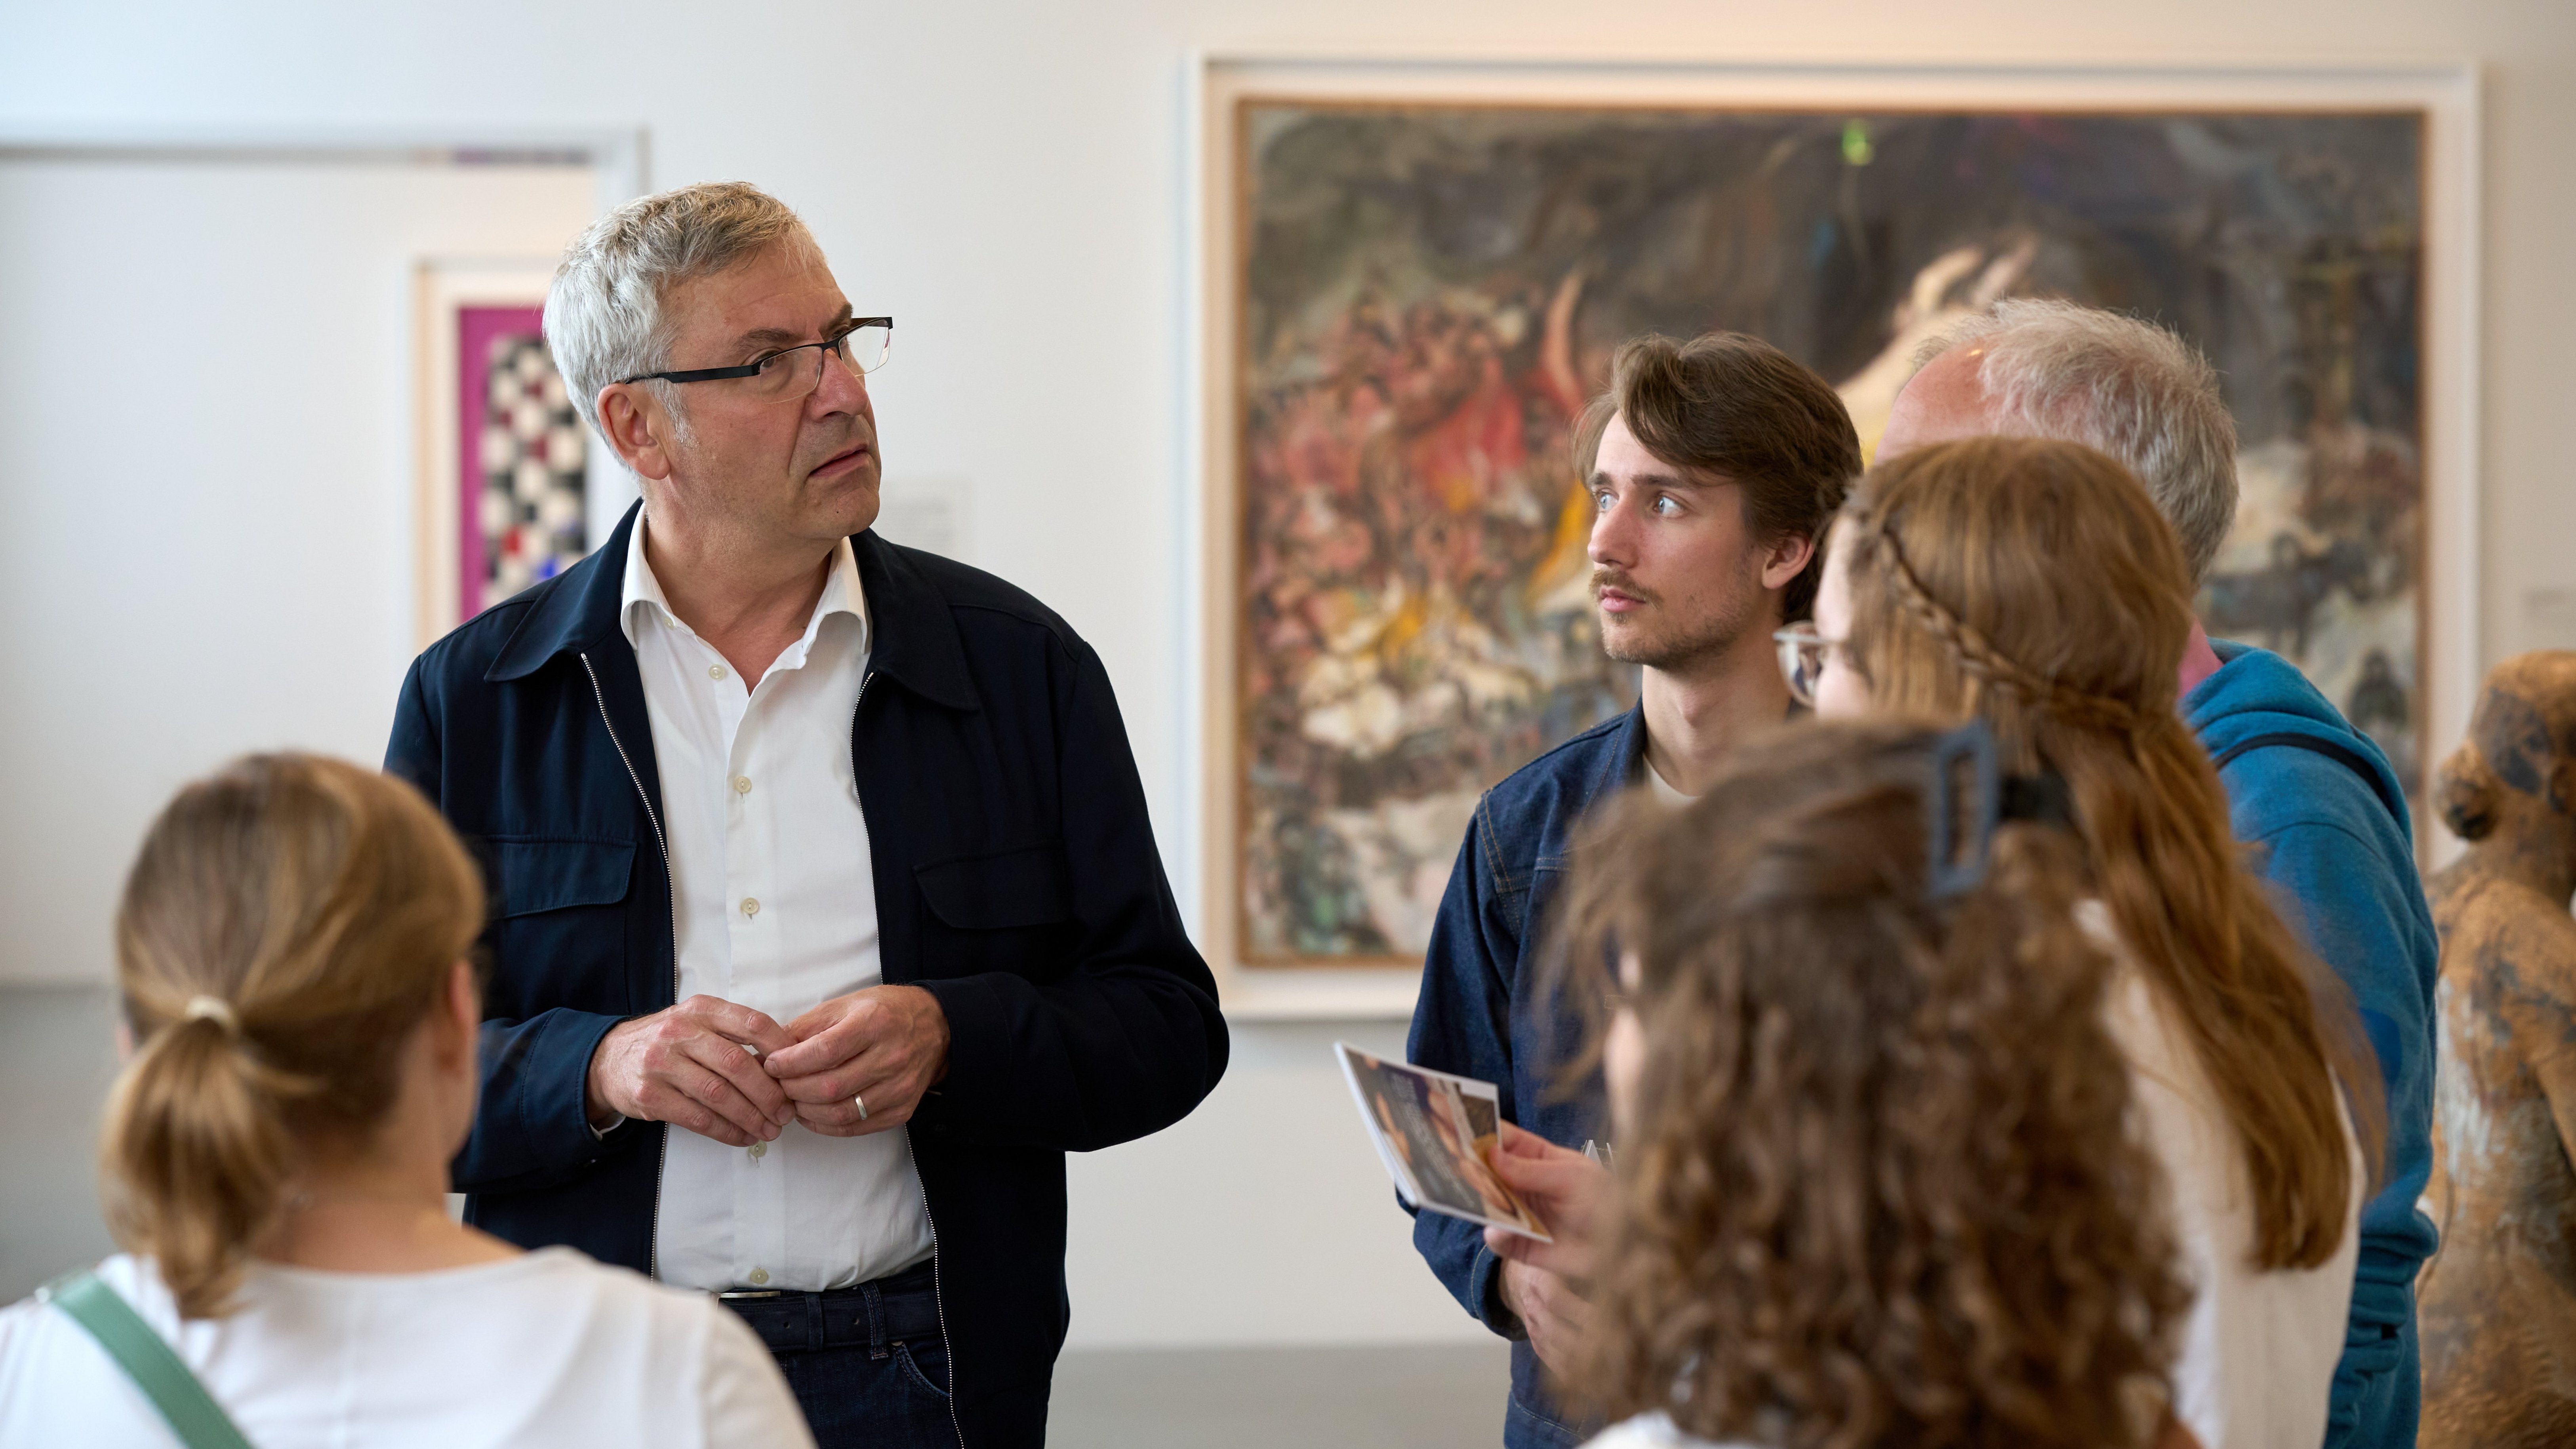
[623, 516, 935, 1293]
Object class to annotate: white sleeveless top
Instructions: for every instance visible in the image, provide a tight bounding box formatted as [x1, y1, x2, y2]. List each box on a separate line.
[2100, 942, 2362, 1449]
[0, 1247, 814, 1449]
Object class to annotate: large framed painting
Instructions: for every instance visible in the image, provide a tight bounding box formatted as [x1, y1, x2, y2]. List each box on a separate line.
[413, 258, 594, 647]
[1191, 59, 2479, 997]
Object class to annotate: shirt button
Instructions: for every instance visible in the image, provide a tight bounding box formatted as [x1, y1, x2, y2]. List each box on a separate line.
[747, 1267, 770, 1286]
[733, 775, 753, 795]
[741, 897, 760, 918]
[748, 1141, 767, 1160]
[709, 664, 727, 680]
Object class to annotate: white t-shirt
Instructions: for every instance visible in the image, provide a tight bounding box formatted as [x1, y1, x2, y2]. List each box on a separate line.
[0, 1248, 815, 1449]
[1643, 758, 1695, 807]
[1586, 1414, 1747, 1449]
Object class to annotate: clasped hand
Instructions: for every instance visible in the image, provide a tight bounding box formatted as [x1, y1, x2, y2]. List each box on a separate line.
[584, 986, 951, 1147]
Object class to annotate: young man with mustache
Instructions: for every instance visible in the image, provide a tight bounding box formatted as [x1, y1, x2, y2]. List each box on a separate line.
[1405, 332, 1860, 1449]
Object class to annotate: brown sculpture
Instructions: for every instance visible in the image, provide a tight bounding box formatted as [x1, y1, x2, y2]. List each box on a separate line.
[2421, 649, 2576, 1448]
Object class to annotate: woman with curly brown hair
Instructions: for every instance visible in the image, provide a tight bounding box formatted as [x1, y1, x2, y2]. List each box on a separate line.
[1792, 435, 2378, 1448]
[1563, 718, 2191, 1449]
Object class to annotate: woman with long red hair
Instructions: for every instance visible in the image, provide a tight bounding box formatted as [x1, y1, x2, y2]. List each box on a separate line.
[1796, 436, 2379, 1447]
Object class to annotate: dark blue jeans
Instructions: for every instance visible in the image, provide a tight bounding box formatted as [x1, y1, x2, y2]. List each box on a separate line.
[720, 1262, 958, 1449]
[1505, 1342, 1594, 1449]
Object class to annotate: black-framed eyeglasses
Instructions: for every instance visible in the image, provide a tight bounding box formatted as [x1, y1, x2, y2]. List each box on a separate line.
[1773, 623, 1846, 707]
[619, 317, 892, 404]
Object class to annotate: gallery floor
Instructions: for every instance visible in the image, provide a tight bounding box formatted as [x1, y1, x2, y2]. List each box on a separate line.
[0, 985, 1509, 1447]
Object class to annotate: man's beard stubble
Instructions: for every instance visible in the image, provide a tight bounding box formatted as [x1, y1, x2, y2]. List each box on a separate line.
[1593, 562, 1765, 674]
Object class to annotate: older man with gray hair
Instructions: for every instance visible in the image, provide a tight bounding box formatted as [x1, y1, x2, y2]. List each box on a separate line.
[387, 181, 1229, 1448]
[1881, 298, 2439, 1449]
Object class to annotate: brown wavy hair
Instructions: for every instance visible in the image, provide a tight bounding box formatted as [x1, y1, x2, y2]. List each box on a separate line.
[1572, 332, 1862, 622]
[1837, 435, 2380, 1270]
[104, 754, 484, 1318]
[1561, 720, 2187, 1449]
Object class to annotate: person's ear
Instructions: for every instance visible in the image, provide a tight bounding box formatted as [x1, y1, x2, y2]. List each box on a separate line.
[1761, 530, 1817, 592]
[431, 959, 479, 1074]
[596, 385, 677, 483]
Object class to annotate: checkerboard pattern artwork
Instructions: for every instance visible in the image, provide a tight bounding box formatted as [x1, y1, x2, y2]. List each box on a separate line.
[475, 333, 587, 611]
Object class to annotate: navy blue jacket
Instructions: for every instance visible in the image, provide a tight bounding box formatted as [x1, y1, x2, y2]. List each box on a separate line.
[385, 503, 1228, 1448]
[1413, 660, 2438, 1449]
[1408, 708, 1639, 1449]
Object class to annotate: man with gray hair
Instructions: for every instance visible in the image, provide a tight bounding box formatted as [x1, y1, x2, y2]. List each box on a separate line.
[387, 181, 1229, 1448]
[1881, 298, 2439, 1449]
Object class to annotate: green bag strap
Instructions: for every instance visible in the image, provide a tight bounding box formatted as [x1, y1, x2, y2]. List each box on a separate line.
[37, 1270, 256, 1449]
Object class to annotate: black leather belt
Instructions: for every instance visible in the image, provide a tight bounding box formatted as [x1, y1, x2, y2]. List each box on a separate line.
[716, 1260, 942, 1356]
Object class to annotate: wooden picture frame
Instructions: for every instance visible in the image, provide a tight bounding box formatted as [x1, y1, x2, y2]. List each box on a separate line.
[1185, 56, 2479, 1017]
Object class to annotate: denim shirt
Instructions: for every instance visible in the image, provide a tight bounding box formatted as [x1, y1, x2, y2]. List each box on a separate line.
[1407, 706, 1644, 1449]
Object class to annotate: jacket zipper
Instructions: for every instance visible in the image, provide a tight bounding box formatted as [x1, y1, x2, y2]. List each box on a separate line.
[916, 1177, 963, 1447]
[581, 651, 682, 1282]
[852, 670, 965, 1449]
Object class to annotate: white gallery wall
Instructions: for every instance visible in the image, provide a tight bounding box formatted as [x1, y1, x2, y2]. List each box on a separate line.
[1, 0, 2570, 1348]
[0, 156, 601, 978]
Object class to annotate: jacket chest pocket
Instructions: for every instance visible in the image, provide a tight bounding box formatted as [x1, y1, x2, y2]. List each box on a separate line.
[484, 838, 636, 1015]
[911, 842, 1075, 979]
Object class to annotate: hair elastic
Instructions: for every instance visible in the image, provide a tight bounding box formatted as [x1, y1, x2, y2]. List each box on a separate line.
[1999, 771, 2076, 828]
[181, 996, 240, 1035]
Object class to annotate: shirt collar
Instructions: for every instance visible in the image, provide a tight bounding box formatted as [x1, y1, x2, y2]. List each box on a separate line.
[619, 512, 870, 657]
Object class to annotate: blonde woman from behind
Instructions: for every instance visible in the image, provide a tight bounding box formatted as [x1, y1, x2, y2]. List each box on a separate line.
[0, 754, 814, 1448]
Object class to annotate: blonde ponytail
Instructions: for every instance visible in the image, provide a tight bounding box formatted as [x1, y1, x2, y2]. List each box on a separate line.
[102, 1009, 317, 1316]
[103, 755, 483, 1318]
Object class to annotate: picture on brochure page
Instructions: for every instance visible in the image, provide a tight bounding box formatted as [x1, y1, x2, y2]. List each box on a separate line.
[1335, 1043, 1550, 1241]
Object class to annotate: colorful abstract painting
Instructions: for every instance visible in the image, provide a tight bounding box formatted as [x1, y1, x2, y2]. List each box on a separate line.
[1231, 101, 2425, 964]
[458, 306, 587, 617]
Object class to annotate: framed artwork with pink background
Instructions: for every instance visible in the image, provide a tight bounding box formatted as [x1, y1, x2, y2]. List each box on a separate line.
[414, 259, 592, 646]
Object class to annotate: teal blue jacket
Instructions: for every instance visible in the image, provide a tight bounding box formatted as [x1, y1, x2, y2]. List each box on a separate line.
[2185, 641, 2439, 1449]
